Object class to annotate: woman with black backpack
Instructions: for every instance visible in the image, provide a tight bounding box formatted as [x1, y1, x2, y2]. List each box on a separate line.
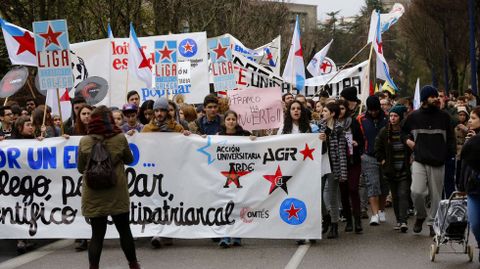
[77, 106, 141, 269]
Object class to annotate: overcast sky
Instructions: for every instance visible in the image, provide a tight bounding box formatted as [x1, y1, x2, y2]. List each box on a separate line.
[289, 0, 364, 21]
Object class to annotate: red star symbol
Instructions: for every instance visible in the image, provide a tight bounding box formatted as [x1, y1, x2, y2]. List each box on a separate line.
[13, 31, 36, 55]
[39, 24, 62, 48]
[158, 45, 173, 60]
[300, 143, 315, 160]
[183, 41, 194, 52]
[263, 165, 292, 195]
[213, 42, 228, 59]
[320, 61, 332, 73]
[284, 203, 302, 220]
[221, 165, 251, 188]
[137, 50, 152, 69]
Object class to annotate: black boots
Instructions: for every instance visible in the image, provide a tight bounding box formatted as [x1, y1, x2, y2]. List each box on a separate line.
[354, 216, 363, 234]
[345, 215, 353, 232]
[327, 223, 339, 239]
[322, 214, 331, 234]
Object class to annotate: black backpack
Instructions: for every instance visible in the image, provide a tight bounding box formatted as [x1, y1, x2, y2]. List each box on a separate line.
[84, 136, 115, 189]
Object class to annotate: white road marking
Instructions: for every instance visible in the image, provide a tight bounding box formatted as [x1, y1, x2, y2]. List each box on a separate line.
[0, 239, 74, 269]
[284, 243, 311, 269]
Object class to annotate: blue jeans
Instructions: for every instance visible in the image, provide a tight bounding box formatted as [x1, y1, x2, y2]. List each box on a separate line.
[468, 194, 480, 248]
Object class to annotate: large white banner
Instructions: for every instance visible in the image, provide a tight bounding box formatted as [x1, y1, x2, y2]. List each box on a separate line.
[0, 134, 322, 239]
[70, 32, 209, 107]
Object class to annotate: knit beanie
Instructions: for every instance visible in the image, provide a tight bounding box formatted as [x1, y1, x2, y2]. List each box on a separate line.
[341, 86, 359, 102]
[389, 104, 408, 121]
[153, 97, 169, 110]
[420, 85, 438, 102]
[366, 95, 381, 111]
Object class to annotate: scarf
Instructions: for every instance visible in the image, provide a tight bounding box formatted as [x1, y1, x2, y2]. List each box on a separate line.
[328, 120, 348, 182]
[87, 112, 122, 138]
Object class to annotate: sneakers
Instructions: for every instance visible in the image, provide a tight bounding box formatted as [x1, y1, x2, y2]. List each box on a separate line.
[400, 223, 408, 233]
[219, 237, 231, 248]
[369, 214, 379, 226]
[150, 237, 162, 249]
[17, 240, 35, 254]
[378, 211, 386, 223]
[231, 238, 242, 246]
[413, 218, 425, 233]
[393, 223, 401, 230]
[75, 239, 88, 252]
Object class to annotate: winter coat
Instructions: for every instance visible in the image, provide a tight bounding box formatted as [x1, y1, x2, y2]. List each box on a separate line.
[142, 119, 184, 133]
[375, 125, 411, 178]
[456, 133, 480, 195]
[77, 133, 134, 218]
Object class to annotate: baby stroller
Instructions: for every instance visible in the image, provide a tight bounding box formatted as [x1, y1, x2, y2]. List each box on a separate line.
[429, 191, 474, 262]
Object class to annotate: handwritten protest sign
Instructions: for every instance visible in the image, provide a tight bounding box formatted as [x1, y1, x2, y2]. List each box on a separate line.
[33, 19, 73, 90]
[227, 87, 283, 131]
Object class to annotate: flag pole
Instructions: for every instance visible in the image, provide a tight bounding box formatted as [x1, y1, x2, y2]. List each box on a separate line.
[3, 97, 8, 106]
[26, 78, 37, 99]
[56, 88, 64, 135]
[314, 42, 370, 97]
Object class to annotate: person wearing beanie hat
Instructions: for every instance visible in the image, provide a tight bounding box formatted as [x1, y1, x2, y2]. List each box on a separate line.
[375, 103, 411, 233]
[142, 96, 187, 248]
[142, 96, 184, 133]
[389, 104, 408, 122]
[402, 84, 455, 236]
[358, 95, 388, 226]
[420, 85, 439, 103]
[340, 86, 363, 118]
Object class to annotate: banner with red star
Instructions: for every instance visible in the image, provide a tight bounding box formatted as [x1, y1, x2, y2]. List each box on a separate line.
[154, 40, 178, 94]
[33, 19, 73, 91]
[0, 133, 323, 239]
[208, 37, 236, 92]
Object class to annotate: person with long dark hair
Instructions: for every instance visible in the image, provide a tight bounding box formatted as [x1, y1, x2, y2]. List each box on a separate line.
[138, 100, 154, 125]
[278, 100, 312, 134]
[77, 106, 140, 269]
[319, 102, 346, 239]
[337, 99, 364, 234]
[217, 110, 254, 247]
[74, 105, 94, 135]
[457, 106, 480, 262]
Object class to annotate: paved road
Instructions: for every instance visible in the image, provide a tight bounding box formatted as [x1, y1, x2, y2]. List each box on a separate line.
[0, 209, 478, 269]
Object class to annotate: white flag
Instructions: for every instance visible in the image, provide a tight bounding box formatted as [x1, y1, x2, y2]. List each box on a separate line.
[367, 4, 405, 43]
[306, 39, 333, 77]
[413, 78, 421, 110]
[46, 88, 72, 122]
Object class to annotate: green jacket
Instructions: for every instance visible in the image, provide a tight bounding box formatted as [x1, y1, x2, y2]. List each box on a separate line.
[77, 133, 133, 218]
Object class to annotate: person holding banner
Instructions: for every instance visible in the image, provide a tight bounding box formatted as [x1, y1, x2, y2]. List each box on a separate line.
[189, 94, 222, 135]
[142, 96, 187, 248]
[32, 105, 60, 138]
[0, 106, 14, 140]
[77, 106, 141, 269]
[121, 104, 144, 135]
[8, 115, 36, 253]
[138, 100, 154, 125]
[278, 100, 327, 243]
[217, 110, 255, 247]
[73, 105, 93, 136]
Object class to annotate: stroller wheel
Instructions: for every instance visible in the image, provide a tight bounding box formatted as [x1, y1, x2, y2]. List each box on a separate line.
[467, 245, 473, 262]
[429, 244, 437, 262]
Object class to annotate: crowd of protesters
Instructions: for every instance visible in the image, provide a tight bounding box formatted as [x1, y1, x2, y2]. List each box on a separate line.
[1, 85, 480, 267]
